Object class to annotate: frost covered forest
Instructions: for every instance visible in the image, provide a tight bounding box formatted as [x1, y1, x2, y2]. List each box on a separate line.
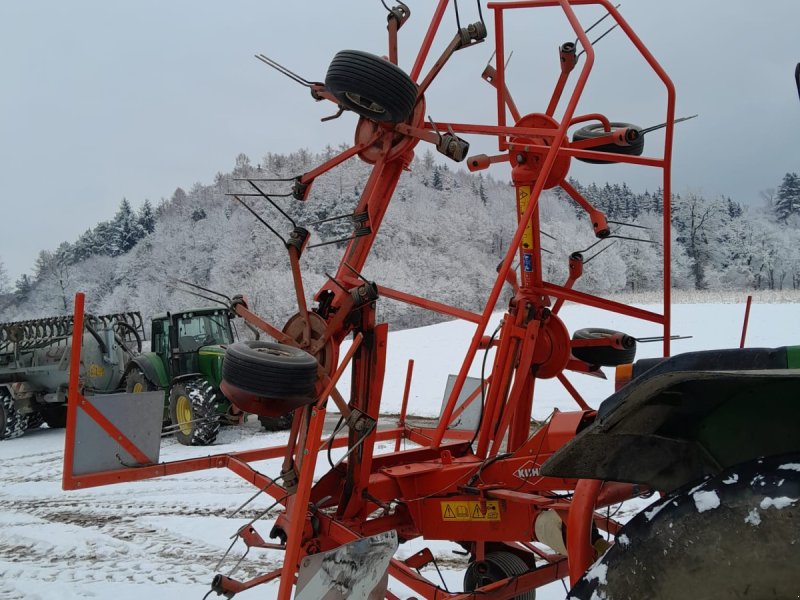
[0, 148, 798, 329]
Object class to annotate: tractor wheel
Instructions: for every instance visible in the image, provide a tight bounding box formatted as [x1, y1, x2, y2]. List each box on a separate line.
[168, 379, 220, 446]
[568, 453, 800, 600]
[223, 341, 318, 400]
[0, 389, 28, 440]
[572, 122, 644, 164]
[26, 411, 45, 430]
[41, 405, 68, 429]
[463, 551, 536, 599]
[571, 328, 636, 366]
[125, 367, 156, 393]
[258, 413, 294, 432]
[325, 50, 418, 123]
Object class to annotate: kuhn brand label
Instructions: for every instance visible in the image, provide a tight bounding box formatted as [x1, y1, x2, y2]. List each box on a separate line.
[514, 461, 541, 480]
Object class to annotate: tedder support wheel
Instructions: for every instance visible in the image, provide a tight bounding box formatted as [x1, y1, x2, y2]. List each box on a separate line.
[258, 413, 294, 432]
[463, 551, 536, 599]
[223, 341, 318, 400]
[325, 50, 418, 123]
[572, 122, 644, 164]
[168, 379, 220, 446]
[571, 328, 636, 366]
[568, 453, 800, 600]
[125, 367, 156, 394]
[0, 389, 28, 440]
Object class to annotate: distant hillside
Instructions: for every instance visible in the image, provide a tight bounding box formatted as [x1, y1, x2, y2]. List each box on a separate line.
[1, 148, 798, 330]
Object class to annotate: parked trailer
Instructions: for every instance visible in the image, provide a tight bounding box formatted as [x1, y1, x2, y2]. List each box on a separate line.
[0, 311, 143, 439]
[62, 1, 800, 598]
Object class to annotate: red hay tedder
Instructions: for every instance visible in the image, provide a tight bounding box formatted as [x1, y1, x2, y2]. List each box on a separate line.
[62, 1, 800, 598]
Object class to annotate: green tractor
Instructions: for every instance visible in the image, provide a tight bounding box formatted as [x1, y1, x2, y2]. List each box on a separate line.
[124, 307, 291, 445]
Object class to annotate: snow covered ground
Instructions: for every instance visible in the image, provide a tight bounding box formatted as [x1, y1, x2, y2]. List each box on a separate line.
[0, 301, 797, 599]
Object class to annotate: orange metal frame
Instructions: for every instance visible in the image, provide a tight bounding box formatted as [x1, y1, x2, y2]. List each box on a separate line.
[63, 1, 676, 597]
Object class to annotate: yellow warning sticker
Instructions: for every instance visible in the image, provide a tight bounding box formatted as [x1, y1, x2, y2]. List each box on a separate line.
[517, 186, 534, 251]
[88, 364, 105, 378]
[440, 500, 501, 522]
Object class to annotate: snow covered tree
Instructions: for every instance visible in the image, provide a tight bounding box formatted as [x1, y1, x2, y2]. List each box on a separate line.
[774, 172, 800, 223]
[138, 199, 156, 234]
[0, 258, 9, 294]
[14, 274, 32, 301]
[109, 198, 143, 255]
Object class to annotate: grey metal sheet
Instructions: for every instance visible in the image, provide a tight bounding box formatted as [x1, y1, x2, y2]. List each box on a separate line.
[437, 374, 484, 431]
[295, 530, 398, 600]
[72, 391, 163, 475]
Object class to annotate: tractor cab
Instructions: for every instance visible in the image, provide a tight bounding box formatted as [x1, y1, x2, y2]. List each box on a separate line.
[151, 308, 234, 378]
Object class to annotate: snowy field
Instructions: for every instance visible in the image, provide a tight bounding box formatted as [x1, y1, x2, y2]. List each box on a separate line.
[1, 300, 797, 599]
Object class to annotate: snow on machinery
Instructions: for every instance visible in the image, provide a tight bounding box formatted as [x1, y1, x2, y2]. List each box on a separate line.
[0, 311, 143, 440]
[62, 1, 800, 599]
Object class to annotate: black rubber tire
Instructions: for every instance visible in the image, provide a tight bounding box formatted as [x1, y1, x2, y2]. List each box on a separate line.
[568, 453, 800, 600]
[223, 341, 318, 399]
[0, 390, 28, 440]
[572, 122, 644, 164]
[258, 413, 294, 432]
[464, 551, 536, 599]
[325, 50, 418, 123]
[41, 405, 68, 429]
[26, 411, 45, 430]
[168, 379, 220, 446]
[571, 328, 636, 367]
[125, 367, 156, 393]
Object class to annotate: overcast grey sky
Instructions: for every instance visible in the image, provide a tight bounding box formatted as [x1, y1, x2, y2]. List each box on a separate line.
[1, 1, 798, 282]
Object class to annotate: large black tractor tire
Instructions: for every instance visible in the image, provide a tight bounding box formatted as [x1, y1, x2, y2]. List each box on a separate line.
[463, 551, 536, 599]
[223, 341, 318, 400]
[572, 122, 644, 164]
[41, 405, 68, 429]
[168, 379, 220, 446]
[0, 390, 28, 440]
[571, 328, 636, 367]
[125, 367, 156, 393]
[26, 411, 45, 430]
[568, 453, 800, 600]
[258, 413, 294, 432]
[325, 50, 418, 123]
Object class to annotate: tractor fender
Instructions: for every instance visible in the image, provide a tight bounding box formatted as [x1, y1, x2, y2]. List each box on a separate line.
[126, 353, 169, 389]
[542, 346, 800, 493]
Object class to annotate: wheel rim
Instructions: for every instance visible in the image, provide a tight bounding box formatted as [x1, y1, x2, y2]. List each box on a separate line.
[344, 92, 386, 115]
[176, 395, 193, 435]
[132, 382, 143, 393]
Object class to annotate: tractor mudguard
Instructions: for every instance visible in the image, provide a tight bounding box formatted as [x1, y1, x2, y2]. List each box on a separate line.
[541, 346, 800, 493]
[128, 353, 169, 389]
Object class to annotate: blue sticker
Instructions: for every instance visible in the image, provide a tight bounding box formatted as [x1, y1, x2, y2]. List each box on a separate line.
[522, 253, 533, 272]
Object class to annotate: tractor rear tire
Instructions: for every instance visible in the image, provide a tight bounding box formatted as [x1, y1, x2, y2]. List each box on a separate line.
[125, 367, 156, 393]
[571, 328, 636, 366]
[325, 50, 418, 123]
[258, 413, 294, 432]
[169, 379, 220, 446]
[0, 390, 28, 440]
[464, 551, 536, 599]
[223, 341, 318, 400]
[568, 453, 800, 600]
[572, 122, 644, 164]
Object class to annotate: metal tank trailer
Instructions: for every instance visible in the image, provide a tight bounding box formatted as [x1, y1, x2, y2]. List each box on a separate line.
[0, 311, 143, 439]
